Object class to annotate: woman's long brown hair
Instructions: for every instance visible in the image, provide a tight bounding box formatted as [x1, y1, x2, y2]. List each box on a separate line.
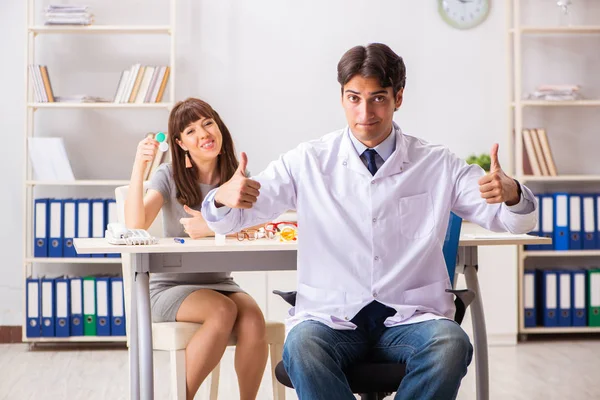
[168, 98, 238, 207]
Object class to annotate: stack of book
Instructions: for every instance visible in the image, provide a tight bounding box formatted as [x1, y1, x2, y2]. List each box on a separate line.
[522, 128, 558, 176]
[113, 65, 171, 104]
[29, 64, 55, 103]
[526, 84, 582, 101]
[45, 5, 94, 26]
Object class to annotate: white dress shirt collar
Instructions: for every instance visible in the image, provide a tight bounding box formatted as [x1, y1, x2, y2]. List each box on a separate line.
[349, 124, 397, 162]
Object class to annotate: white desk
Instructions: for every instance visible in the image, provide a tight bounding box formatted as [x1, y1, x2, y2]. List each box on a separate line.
[75, 233, 550, 400]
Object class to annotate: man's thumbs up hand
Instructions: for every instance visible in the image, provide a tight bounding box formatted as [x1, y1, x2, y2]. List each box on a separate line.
[477, 144, 521, 206]
[489, 143, 501, 172]
[214, 152, 261, 209]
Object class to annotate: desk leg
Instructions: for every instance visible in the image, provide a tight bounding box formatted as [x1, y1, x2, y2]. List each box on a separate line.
[134, 253, 154, 400]
[129, 254, 140, 400]
[461, 246, 489, 400]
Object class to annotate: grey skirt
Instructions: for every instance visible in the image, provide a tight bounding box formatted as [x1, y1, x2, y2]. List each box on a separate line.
[150, 280, 245, 323]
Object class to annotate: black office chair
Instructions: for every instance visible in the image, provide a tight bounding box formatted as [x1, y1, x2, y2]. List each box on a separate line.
[272, 213, 475, 400]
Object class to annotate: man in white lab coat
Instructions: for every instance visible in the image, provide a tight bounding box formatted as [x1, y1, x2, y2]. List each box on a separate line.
[202, 43, 537, 400]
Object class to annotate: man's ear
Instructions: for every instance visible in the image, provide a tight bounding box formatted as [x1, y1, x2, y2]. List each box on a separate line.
[394, 88, 404, 111]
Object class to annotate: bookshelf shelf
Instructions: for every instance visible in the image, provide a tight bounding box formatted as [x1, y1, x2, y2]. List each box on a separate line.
[24, 336, 126, 343]
[519, 175, 600, 182]
[511, 100, 600, 107]
[520, 327, 600, 334]
[28, 102, 172, 109]
[523, 250, 600, 258]
[26, 180, 130, 186]
[29, 25, 171, 35]
[510, 26, 600, 34]
[25, 257, 122, 264]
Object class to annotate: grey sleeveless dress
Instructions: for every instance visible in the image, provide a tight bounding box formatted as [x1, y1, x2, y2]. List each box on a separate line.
[147, 163, 244, 322]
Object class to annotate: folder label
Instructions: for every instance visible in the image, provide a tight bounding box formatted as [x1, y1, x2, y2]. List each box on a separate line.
[84, 279, 95, 315]
[78, 202, 90, 238]
[64, 203, 76, 237]
[584, 197, 595, 233]
[35, 202, 47, 240]
[542, 197, 553, 233]
[556, 195, 567, 227]
[546, 274, 557, 309]
[56, 281, 68, 319]
[570, 197, 581, 232]
[50, 202, 61, 241]
[524, 274, 534, 308]
[560, 274, 571, 309]
[575, 273, 585, 309]
[92, 201, 105, 238]
[97, 280, 108, 317]
[71, 279, 82, 314]
[112, 280, 124, 317]
[42, 281, 53, 321]
[28, 281, 39, 319]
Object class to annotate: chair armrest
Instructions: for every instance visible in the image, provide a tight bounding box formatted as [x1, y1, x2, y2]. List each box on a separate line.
[446, 289, 475, 325]
[272, 290, 297, 306]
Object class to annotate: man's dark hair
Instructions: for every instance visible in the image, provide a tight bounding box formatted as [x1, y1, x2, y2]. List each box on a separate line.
[337, 43, 406, 96]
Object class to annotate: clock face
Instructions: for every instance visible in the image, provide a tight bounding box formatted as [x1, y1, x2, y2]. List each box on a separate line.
[438, 0, 490, 30]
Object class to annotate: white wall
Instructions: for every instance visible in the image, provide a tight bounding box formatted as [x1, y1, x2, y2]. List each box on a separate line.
[1, 0, 521, 342]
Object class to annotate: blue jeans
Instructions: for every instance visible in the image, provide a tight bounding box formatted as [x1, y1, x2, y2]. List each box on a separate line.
[283, 302, 473, 400]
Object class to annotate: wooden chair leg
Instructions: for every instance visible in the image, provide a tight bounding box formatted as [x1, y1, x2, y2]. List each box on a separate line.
[209, 361, 221, 400]
[170, 349, 186, 400]
[269, 343, 286, 400]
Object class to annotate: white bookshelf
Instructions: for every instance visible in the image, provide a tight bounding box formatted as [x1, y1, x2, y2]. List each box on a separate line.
[25, 258, 123, 264]
[520, 175, 600, 183]
[26, 180, 131, 186]
[511, 100, 600, 107]
[23, 0, 177, 344]
[26, 336, 126, 343]
[29, 25, 172, 35]
[509, 0, 600, 339]
[28, 102, 172, 109]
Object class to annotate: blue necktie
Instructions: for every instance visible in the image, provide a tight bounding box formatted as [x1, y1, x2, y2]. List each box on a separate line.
[363, 149, 379, 176]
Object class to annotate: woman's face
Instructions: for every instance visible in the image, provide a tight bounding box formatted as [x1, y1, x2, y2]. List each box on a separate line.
[177, 117, 223, 163]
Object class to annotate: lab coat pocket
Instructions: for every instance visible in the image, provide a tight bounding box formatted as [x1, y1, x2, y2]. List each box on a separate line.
[297, 282, 345, 315]
[398, 192, 434, 239]
[402, 279, 453, 314]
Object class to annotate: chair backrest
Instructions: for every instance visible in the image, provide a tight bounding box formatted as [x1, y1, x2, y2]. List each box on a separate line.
[114, 184, 164, 236]
[442, 212, 463, 287]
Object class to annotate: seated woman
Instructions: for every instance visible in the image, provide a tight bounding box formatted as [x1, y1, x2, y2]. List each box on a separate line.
[125, 97, 267, 400]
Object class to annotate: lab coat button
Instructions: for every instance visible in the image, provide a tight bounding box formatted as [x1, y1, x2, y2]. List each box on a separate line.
[371, 180, 375, 184]
[342, 161, 348, 166]
[372, 218, 377, 223]
[374, 256, 379, 261]
[373, 292, 377, 297]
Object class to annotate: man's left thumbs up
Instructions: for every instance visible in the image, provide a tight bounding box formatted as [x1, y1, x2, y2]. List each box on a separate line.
[477, 143, 521, 206]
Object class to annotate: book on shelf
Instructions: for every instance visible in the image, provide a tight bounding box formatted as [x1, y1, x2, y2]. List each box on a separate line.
[521, 128, 558, 176]
[29, 65, 55, 103]
[114, 65, 170, 104]
[525, 84, 583, 101]
[28, 137, 75, 181]
[45, 5, 94, 26]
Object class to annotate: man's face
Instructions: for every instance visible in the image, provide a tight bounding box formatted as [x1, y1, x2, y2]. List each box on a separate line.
[341, 75, 403, 148]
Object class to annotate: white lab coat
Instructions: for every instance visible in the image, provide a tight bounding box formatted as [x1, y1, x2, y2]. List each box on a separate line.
[202, 123, 537, 332]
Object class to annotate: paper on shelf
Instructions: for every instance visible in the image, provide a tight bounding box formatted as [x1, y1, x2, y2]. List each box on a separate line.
[28, 137, 75, 181]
